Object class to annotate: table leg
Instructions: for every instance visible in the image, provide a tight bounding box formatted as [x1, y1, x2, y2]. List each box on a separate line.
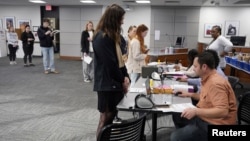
[152, 113, 157, 141]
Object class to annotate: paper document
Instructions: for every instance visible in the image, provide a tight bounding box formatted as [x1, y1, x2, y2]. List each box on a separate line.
[83, 56, 93, 64]
[171, 103, 196, 113]
[156, 103, 196, 113]
[52, 30, 60, 34]
[129, 88, 145, 93]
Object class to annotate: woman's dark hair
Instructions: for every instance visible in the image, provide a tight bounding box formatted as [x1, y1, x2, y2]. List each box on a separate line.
[25, 25, 30, 29]
[187, 49, 199, 68]
[197, 51, 216, 69]
[94, 4, 125, 44]
[205, 49, 220, 68]
[212, 25, 221, 35]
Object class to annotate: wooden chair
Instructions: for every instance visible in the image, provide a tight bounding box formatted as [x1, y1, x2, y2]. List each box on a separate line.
[97, 113, 147, 141]
[237, 91, 250, 125]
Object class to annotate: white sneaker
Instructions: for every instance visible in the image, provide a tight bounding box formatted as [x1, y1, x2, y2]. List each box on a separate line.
[84, 79, 91, 83]
[10, 61, 13, 65]
[13, 61, 17, 64]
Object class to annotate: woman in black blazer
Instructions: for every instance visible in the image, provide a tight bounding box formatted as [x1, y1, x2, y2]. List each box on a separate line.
[93, 4, 130, 139]
[21, 25, 35, 67]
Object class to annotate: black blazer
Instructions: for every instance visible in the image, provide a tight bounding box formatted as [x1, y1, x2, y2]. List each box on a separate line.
[81, 30, 94, 53]
[93, 31, 130, 92]
[21, 31, 35, 47]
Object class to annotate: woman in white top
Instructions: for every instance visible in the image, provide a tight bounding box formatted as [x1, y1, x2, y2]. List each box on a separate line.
[207, 25, 233, 69]
[126, 24, 149, 86]
[6, 26, 19, 65]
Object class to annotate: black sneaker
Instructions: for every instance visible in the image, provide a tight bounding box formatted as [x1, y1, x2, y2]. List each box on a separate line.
[29, 63, 35, 66]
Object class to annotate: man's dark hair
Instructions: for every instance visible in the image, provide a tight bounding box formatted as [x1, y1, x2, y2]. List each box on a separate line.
[43, 18, 50, 24]
[204, 49, 219, 68]
[197, 51, 216, 69]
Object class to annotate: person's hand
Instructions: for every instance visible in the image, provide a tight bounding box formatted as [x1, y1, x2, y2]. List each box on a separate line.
[177, 91, 192, 98]
[83, 52, 87, 56]
[181, 108, 197, 119]
[45, 30, 51, 35]
[177, 76, 187, 82]
[122, 77, 130, 94]
[88, 37, 92, 42]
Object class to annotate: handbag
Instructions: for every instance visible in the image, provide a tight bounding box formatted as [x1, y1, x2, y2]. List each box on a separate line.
[134, 93, 154, 109]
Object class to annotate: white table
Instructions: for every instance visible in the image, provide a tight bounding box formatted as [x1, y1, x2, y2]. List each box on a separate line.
[117, 77, 193, 141]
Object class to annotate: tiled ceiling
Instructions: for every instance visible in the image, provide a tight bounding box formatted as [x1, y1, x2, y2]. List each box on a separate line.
[0, 0, 249, 7]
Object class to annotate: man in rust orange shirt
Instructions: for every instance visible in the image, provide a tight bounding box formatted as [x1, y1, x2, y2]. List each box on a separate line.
[170, 50, 237, 141]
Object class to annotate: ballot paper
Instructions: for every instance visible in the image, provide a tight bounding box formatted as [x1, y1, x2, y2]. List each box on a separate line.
[157, 103, 196, 113]
[83, 56, 93, 64]
[129, 88, 145, 93]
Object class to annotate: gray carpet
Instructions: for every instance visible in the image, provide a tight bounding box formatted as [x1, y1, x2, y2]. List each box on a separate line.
[0, 55, 249, 141]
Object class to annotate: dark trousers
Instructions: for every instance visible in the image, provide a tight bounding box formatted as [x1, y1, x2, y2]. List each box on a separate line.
[8, 44, 18, 61]
[23, 45, 34, 64]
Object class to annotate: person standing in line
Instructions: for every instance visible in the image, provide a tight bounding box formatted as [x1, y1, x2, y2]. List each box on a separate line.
[37, 19, 59, 74]
[81, 21, 94, 83]
[207, 25, 233, 70]
[21, 25, 35, 67]
[93, 4, 130, 139]
[126, 24, 149, 86]
[170, 51, 237, 141]
[6, 26, 18, 65]
[123, 25, 137, 63]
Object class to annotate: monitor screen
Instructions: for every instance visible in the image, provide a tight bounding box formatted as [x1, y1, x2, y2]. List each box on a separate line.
[230, 36, 246, 46]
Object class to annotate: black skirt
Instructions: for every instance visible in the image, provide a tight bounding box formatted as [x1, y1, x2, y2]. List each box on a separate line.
[97, 91, 124, 113]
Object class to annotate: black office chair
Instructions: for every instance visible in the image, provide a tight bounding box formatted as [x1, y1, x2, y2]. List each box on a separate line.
[227, 76, 244, 90]
[97, 113, 147, 141]
[237, 91, 250, 125]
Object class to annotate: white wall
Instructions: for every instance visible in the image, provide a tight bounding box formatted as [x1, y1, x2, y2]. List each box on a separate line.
[122, 6, 151, 48]
[0, 6, 40, 57]
[59, 6, 102, 57]
[59, 6, 151, 58]
[198, 7, 250, 46]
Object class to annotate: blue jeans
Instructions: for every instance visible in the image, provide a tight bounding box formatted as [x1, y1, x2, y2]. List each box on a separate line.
[41, 47, 55, 71]
[170, 117, 208, 141]
[130, 73, 140, 86]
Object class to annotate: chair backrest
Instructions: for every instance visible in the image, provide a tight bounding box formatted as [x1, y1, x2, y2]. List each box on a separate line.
[97, 113, 147, 141]
[227, 76, 239, 90]
[237, 91, 250, 125]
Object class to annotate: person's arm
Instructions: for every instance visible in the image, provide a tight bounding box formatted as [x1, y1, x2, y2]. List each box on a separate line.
[221, 36, 233, 57]
[131, 40, 147, 61]
[37, 28, 46, 39]
[178, 91, 200, 101]
[21, 32, 26, 42]
[81, 31, 86, 53]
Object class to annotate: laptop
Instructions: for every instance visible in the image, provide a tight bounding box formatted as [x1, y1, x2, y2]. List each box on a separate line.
[144, 78, 172, 106]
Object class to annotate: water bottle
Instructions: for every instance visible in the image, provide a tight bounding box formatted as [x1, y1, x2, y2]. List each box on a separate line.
[165, 47, 169, 54]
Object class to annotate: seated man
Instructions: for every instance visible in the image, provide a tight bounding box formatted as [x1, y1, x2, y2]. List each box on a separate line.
[170, 51, 237, 141]
[177, 49, 227, 93]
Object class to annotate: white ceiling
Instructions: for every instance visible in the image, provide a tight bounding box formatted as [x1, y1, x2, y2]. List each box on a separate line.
[0, 0, 250, 7]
